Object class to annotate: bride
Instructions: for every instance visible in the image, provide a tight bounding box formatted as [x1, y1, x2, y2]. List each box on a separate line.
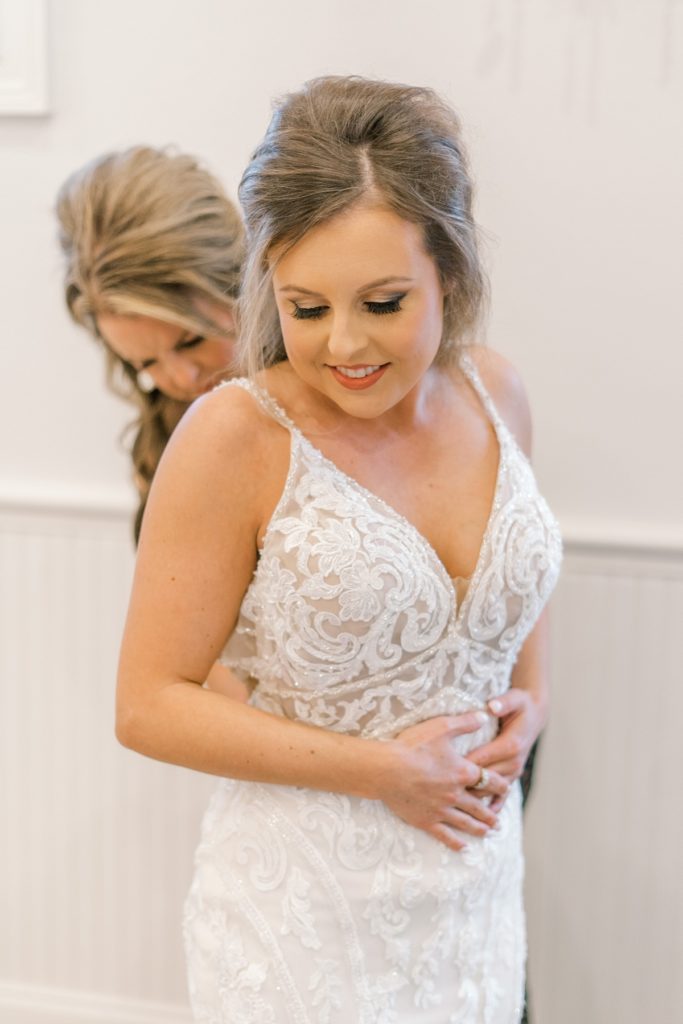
[116, 76, 561, 1023]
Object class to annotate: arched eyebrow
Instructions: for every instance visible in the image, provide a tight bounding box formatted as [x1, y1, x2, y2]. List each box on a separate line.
[277, 276, 414, 297]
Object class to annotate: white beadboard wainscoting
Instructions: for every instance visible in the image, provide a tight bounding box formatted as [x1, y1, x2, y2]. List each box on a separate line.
[524, 535, 683, 1024]
[1, 491, 681, 1024]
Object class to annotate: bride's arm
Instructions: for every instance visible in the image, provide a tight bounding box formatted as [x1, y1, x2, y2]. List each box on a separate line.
[464, 346, 551, 799]
[203, 662, 251, 702]
[116, 386, 506, 851]
[468, 610, 550, 805]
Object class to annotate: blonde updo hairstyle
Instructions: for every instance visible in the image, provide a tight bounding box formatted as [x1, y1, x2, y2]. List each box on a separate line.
[238, 76, 486, 379]
[56, 145, 244, 540]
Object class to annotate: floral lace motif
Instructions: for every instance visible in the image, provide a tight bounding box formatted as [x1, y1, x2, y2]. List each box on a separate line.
[184, 356, 562, 1023]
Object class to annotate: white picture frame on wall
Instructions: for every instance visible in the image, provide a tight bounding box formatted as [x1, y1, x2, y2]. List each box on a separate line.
[0, 0, 49, 115]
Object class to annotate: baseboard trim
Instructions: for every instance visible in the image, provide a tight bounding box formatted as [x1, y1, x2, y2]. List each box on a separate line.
[0, 982, 192, 1024]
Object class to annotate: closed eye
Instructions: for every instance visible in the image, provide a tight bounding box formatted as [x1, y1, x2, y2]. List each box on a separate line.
[292, 295, 406, 321]
[364, 295, 405, 315]
[292, 304, 328, 321]
[177, 335, 205, 351]
[134, 334, 206, 370]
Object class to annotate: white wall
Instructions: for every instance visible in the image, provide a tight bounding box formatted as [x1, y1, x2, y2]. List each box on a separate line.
[1, 2, 682, 1022]
[2, 0, 681, 532]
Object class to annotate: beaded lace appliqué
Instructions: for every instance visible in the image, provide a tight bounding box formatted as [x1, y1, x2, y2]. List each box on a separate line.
[219, 355, 561, 741]
[184, 355, 562, 1023]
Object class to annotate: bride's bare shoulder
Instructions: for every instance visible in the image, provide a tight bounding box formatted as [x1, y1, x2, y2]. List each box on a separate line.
[461, 345, 533, 456]
[153, 377, 290, 497]
[189, 377, 285, 441]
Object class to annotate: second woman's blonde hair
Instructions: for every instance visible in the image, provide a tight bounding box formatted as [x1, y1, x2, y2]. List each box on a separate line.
[56, 145, 244, 540]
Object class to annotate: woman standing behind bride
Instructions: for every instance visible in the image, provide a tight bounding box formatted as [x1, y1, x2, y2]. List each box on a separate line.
[56, 145, 243, 543]
[116, 76, 561, 1023]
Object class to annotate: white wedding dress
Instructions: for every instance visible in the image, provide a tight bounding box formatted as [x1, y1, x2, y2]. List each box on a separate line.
[183, 355, 562, 1024]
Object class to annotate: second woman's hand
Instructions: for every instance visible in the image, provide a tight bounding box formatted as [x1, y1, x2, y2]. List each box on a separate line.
[377, 711, 509, 852]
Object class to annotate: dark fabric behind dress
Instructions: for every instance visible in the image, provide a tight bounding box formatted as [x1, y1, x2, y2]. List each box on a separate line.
[520, 738, 541, 1024]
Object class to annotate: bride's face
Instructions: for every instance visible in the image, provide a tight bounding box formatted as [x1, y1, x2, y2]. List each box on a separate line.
[271, 204, 445, 420]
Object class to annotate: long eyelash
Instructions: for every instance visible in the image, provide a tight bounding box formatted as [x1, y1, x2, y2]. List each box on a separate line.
[365, 295, 406, 315]
[179, 335, 205, 349]
[292, 304, 326, 320]
[291, 294, 406, 320]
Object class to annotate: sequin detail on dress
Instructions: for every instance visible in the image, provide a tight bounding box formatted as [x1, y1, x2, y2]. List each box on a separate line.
[183, 355, 562, 1023]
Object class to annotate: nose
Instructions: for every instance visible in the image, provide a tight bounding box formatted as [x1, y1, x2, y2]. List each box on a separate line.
[325, 312, 364, 363]
[164, 352, 201, 391]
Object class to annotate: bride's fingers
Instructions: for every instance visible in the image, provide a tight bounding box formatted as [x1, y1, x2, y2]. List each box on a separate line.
[453, 793, 499, 826]
[469, 730, 527, 768]
[487, 689, 528, 718]
[479, 758, 523, 784]
[468, 766, 509, 797]
[440, 807, 492, 837]
[428, 823, 468, 852]
[468, 738, 507, 767]
[441, 710, 490, 739]
[428, 803, 503, 850]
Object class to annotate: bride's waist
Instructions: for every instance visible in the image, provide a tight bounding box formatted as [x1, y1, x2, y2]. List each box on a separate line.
[250, 681, 503, 745]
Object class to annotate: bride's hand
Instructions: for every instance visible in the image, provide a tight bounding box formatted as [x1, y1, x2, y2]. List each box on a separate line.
[468, 688, 546, 811]
[378, 712, 509, 852]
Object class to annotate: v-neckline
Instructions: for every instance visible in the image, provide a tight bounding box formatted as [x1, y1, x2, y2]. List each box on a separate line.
[295, 429, 504, 625]
[246, 358, 507, 626]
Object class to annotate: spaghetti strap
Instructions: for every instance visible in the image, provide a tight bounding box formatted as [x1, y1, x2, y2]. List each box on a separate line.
[214, 377, 297, 432]
[459, 350, 508, 435]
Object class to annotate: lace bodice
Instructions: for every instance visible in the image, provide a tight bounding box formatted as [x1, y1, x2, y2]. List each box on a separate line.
[186, 354, 562, 1023]
[219, 354, 562, 740]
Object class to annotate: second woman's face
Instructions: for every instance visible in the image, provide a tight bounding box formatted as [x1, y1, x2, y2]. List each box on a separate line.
[97, 300, 237, 402]
[271, 204, 445, 421]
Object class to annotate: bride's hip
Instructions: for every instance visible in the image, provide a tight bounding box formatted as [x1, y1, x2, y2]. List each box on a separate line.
[193, 776, 523, 895]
